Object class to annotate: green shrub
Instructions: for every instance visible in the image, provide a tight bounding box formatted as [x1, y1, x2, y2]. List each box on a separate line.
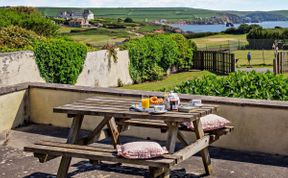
[246, 28, 288, 49]
[184, 32, 218, 39]
[0, 7, 59, 37]
[124, 17, 134, 23]
[170, 34, 194, 70]
[126, 34, 194, 83]
[170, 71, 288, 101]
[224, 24, 262, 35]
[34, 39, 87, 84]
[0, 26, 42, 52]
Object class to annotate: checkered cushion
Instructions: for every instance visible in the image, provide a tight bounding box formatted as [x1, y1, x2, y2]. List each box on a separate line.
[116, 141, 168, 159]
[183, 114, 231, 131]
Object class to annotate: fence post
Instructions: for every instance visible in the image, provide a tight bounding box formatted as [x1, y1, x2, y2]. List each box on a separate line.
[222, 53, 225, 74]
[273, 59, 277, 74]
[201, 51, 204, 70]
[213, 52, 216, 73]
[280, 52, 284, 74]
[231, 53, 236, 72]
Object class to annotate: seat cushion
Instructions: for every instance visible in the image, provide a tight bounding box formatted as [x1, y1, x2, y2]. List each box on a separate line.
[116, 141, 168, 159]
[183, 114, 231, 131]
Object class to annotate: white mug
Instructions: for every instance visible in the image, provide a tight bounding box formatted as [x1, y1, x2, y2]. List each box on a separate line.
[191, 99, 202, 106]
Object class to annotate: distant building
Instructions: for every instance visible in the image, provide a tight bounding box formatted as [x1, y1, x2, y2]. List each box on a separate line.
[68, 18, 89, 27]
[59, 9, 94, 20]
[83, 9, 94, 20]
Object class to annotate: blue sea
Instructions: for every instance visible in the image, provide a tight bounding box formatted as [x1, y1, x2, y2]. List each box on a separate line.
[172, 21, 288, 33]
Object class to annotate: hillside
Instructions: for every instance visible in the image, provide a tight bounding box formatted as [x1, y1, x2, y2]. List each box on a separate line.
[38, 7, 288, 22]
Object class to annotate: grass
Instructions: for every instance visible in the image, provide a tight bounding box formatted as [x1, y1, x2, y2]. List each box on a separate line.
[38, 7, 288, 22]
[282, 73, 288, 78]
[137, 25, 163, 33]
[39, 7, 221, 22]
[192, 34, 287, 68]
[233, 50, 275, 67]
[192, 34, 248, 50]
[120, 71, 213, 91]
[62, 28, 134, 48]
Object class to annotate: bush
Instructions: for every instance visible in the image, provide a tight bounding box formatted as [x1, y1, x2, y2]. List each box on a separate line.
[0, 26, 42, 52]
[125, 34, 194, 83]
[223, 24, 262, 34]
[0, 7, 59, 37]
[34, 39, 87, 84]
[124, 17, 134, 23]
[170, 71, 288, 101]
[246, 28, 287, 49]
[184, 32, 218, 39]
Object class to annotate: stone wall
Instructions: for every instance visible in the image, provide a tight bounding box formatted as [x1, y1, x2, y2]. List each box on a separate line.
[76, 50, 132, 87]
[0, 51, 45, 87]
[0, 50, 133, 87]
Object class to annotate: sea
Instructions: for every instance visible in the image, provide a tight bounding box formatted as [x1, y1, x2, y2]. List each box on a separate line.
[172, 21, 288, 33]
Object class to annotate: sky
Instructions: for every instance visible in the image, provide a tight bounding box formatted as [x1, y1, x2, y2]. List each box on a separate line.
[0, 0, 288, 11]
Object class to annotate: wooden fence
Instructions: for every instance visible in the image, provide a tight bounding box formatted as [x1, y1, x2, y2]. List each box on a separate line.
[193, 51, 236, 75]
[273, 52, 288, 74]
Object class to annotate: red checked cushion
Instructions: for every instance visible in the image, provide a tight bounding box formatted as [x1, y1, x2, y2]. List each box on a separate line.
[183, 114, 231, 131]
[116, 141, 168, 159]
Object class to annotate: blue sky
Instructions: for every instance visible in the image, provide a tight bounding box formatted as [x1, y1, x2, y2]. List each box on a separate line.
[0, 0, 288, 11]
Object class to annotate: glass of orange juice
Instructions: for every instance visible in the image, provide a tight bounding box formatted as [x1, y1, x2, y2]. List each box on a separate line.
[141, 95, 150, 109]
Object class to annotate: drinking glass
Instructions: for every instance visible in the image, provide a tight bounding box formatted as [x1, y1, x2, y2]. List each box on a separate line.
[141, 95, 150, 109]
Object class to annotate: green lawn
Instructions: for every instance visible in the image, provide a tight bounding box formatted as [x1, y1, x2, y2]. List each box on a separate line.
[137, 25, 163, 33]
[233, 50, 275, 67]
[282, 73, 288, 78]
[62, 28, 134, 48]
[120, 71, 213, 91]
[192, 34, 286, 68]
[192, 34, 248, 50]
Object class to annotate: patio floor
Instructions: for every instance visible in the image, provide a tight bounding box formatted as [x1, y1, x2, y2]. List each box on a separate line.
[0, 124, 287, 178]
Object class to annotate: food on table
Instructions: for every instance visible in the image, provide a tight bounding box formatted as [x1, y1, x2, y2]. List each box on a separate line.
[150, 96, 164, 105]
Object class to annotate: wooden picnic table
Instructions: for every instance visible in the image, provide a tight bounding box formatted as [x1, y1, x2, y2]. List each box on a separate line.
[27, 95, 219, 178]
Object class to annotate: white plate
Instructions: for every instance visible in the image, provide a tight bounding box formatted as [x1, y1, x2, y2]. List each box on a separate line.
[194, 103, 203, 107]
[148, 110, 168, 115]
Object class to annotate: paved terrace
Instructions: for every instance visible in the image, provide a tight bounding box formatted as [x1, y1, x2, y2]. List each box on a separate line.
[0, 124, 287, 178]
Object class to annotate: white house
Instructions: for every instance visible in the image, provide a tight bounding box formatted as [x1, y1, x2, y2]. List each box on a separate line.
[59, 9, 94, 20]
[83, 9, 94, 20]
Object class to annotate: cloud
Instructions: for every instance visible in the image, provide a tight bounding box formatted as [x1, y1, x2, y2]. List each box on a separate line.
[0, 0, 287, 11]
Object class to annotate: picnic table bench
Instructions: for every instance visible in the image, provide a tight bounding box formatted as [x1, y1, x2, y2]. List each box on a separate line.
[24, 96, 232, 178]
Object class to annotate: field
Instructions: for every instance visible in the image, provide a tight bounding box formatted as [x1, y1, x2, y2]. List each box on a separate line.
[39, 7, 220, 22]
[120, 71, 213, 91]
[234, 50, 275, 67]
[191, 34, 280, 67]
[191, 34, 248, 50]
[60, 27, 139, 48]
[38, 7, 288, 22]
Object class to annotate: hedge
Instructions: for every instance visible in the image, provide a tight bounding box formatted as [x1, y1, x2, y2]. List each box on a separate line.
[0, 7, 59, 37]
[169, 71, 288, 101]
[126, 34, 196, 83]
[0, 26, 42, 52]
[34, 39, 87, 84]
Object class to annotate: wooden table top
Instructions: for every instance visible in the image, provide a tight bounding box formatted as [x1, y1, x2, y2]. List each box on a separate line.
[53, 96, 218, 122]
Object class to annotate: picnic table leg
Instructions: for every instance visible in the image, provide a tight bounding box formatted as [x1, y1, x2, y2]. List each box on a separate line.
[107, 117, 120, 148]
[82, 116, 111, 145]
[165, 122, 179, 153]
[56, 115, 84, 178]
[193, 118, 212, 175]
[149, 167, 170, 178]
